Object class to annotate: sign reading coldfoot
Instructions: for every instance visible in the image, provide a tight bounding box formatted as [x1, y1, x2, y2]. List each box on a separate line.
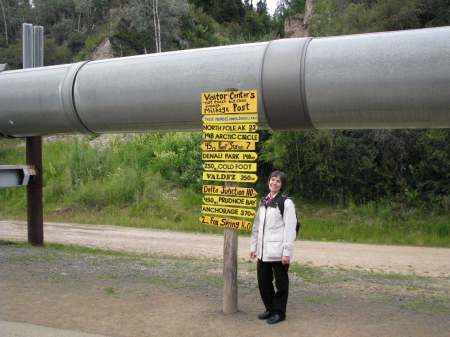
[203, 162, 257, 172]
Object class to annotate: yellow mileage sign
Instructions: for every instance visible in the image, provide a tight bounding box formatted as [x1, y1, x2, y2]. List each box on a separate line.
[203, 161, 257, 172]
[202, 131, 259, 142]
[202, 185, 257, 198]
[203, 171, 258, 183]
[201, 90, 257, 115]
[203, 194, 257, 208]
[201, 141, 256, 151]
[202, 204, 256, 219]
[203, 124, 258, 133]
[202, 151, 257, 161]
[200, 215, 253, 231]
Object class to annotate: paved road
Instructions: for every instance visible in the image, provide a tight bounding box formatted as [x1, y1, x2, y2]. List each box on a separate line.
[1, 220, 449, 277]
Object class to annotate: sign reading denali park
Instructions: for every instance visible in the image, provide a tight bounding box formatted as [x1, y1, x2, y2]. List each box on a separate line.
[200, 90, 259, 231]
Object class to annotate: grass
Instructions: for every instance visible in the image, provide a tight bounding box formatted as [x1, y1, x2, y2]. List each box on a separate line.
[401, 300, 449, 315]
[1, 136, 449, 247]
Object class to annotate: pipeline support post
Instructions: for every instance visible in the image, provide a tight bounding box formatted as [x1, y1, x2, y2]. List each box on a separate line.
[23, 23, 44, 246]
[26, 137, 43, 245]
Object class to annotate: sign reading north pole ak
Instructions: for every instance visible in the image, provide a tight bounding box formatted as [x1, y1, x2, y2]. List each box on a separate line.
[200, 89, 259, 231]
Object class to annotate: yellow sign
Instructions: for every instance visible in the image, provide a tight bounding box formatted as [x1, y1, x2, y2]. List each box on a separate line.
[202, 185, 258, 198]
[199, 215, 252, 231]
[202, 205, 256, 219]
[202, 132, 259, 142]
[203, 171, 258, 183]
[201, 141, 256, 151]
[203, 195, 257, 208]
[203, 162, 257, 172]
[203, 124, 258, 133]
[202, 151, 257, 161]
[202, 114, 258, 124]
[201, 90, 257, 115]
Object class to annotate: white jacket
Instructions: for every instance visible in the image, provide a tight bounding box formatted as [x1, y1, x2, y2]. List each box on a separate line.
[250, 196, 297, 262]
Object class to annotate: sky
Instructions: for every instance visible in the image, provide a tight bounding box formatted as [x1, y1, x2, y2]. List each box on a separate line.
[265, 0, 280, 15]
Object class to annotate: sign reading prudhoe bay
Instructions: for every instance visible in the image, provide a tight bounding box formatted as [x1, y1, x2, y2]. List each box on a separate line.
[200, 90, 258, 231]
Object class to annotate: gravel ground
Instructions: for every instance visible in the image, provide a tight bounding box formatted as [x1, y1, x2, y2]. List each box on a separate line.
[1, 240, 449, 337]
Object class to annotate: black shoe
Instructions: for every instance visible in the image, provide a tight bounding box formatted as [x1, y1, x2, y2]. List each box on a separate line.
[267, 313, 285, 324]
[257, 310, 272, 320]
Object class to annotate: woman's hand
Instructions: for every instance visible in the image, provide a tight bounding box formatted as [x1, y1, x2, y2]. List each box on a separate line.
[250, 251, 257, 260]
[281, 256, 290, 265]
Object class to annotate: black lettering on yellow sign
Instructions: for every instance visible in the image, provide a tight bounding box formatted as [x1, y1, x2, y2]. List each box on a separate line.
[199, 215, 252, 231]
[202, 185, 258, 198]
[201, 205, 256, 218]
[202, 171, 258, 183]
[201, 141, 256, 151]
[202, 132, 259, 142]
[202, 114, 258, 124]
[203, 161, 257, 172]
[201, 90, 257, 115]
[202, 124, 257, 133]
[203, 195, 257, 207]
[202, 151, 258, 161]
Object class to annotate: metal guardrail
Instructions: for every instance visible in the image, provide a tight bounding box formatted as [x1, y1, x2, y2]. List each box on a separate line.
[0, 165, 36, 188]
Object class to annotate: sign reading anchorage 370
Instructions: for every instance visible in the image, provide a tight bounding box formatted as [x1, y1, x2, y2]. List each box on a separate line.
[200, 90, 258, 231]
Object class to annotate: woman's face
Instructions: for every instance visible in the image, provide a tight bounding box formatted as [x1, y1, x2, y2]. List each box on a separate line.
[268, 176, 282, 194]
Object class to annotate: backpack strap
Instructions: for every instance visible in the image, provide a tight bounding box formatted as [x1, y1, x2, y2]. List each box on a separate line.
[276, 194, 301, 236]
[274, 194, 288, 217]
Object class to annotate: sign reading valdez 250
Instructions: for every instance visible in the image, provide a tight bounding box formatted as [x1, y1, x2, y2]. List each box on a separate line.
[200, 89, 259, 231]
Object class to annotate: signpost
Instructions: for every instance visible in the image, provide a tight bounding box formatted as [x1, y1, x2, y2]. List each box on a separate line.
[200, 89, 259, 314]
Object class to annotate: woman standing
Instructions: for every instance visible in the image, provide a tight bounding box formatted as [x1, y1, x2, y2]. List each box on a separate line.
[250, 170, 297, 324]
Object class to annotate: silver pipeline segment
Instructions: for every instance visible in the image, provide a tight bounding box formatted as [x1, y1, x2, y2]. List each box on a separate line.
[305, 27, 450, 129]
[1, 26, 449, 137]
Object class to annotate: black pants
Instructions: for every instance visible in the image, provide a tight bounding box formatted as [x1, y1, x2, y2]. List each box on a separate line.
[257, 259, 289, 317]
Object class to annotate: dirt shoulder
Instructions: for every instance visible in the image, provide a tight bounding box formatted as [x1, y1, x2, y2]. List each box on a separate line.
[1, 242, 449, 337]
[0, 220, 449, 277]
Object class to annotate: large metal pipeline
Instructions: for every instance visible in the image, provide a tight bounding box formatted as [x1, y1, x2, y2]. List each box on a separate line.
[0, 26, 449, 137]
